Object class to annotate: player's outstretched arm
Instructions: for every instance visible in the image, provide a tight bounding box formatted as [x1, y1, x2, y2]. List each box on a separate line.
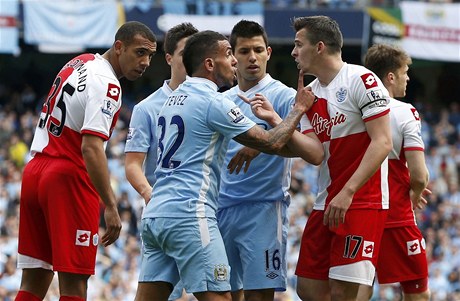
[238, 70, 323, 164]
[82, 134, 122, 246]
[233, 83, 313, 154]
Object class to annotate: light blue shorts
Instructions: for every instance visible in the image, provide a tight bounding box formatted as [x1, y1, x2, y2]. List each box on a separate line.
[139, 217, 231, 293]
[217, 201, 288, 291]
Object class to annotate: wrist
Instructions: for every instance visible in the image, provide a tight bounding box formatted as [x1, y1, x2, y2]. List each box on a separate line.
[269, 115, 283, 127]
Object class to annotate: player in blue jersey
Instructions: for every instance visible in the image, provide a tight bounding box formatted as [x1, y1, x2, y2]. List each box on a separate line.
[125, 22, 198, 204]
[124, 22, 198, 301]
[217, 20, 323, 301]
[134, 30, 317, 301]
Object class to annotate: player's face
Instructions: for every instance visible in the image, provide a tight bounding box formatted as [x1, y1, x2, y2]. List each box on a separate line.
[291, 28, 318, 75]
[234, 36, 271, 83]
[393, 64, 410, 98]
[213, 40, 238, 88]
[119, 34, 157, 81]
[168, 37, 189, 83]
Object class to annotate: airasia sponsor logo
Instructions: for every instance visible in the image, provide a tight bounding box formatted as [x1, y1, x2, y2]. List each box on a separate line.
[310, 112, 346, 137]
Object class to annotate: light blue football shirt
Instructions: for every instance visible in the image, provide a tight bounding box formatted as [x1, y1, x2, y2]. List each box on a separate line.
[125, 81, 173, 185]
[218, 74, 296, 209]
[143, 77, 256, 219]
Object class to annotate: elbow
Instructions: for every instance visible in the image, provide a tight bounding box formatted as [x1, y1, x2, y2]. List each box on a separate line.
[81, 143, 95, 161]
[311, 152, 324, 166]
[303, 148, 324, 166]
[384, 139, 393, 155]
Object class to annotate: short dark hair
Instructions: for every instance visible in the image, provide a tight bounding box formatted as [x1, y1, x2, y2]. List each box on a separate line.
[163, 22, 199, 55]
[292, 16, 343, 54]
[183, 30, 227, 76]
[229, 20, 268, 50]
[115, 21, 156, 46]
[364, 44, 412, 81]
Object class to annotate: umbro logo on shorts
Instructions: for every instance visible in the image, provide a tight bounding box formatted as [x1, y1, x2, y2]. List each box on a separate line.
[266, 271, 279, 279]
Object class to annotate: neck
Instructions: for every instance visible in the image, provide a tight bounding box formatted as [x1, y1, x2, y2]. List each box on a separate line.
[317, 56, 344, 86]
[237, 73, 266, 92]
[102, 48, 122, 79]
[168, 76, 184, 91]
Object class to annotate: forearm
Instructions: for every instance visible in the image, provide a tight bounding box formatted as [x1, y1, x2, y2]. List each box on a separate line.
[285, 131, 323, 165]
[82, 138, 117, 209]
[235, 106, 305, 154]
[406, 151, 429, 196]
[125, 162, 152, 201]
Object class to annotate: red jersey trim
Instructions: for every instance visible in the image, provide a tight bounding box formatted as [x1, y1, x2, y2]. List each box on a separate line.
[81, 129, 109, 141]
[363, 109, 390, 123]
[404, 147, 424, 152]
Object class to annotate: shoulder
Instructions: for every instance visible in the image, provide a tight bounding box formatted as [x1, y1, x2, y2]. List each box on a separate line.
[390, 99, 419, 119]
[223, 86, 239, 98]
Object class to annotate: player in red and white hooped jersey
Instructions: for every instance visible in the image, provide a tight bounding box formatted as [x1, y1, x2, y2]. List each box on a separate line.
[291, 16, 393, 301]
[356, 44, 430, 301]
[16, 21, 157, 301]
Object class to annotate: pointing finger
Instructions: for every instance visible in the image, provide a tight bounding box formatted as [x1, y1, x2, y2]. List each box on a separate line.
[297, 69, 305, 92]
[238, 94, 250, 104]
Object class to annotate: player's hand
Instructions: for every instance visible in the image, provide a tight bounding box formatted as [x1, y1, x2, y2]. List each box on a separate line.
[323, 189, 353, 228]
[227, 147, 261, 174]
[410, 187, 431, 210]
[294, 70, 316, 113]
[238, 93, 281, 126]
[101, 205, 122, 247]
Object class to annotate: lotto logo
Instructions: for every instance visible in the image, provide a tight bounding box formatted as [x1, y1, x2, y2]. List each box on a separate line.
[362, 240, 374, 258]
[411, 108, 420, 121]
[407, 239, 421, 255]
[75, 229, 91, 247]
[106, 83, 120, 101]
[360, 73, 378, 89]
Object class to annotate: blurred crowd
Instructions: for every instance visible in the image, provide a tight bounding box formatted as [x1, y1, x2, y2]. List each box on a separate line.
[1, 83, 460, 301]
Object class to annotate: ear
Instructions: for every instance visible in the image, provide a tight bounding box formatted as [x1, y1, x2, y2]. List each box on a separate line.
[114, 40, 123, 55]
[165, 53, 173, 66]
[266, 46, 272, 61]
[387, 72, 395, 84]
[317, 41, 325, 53]
[204, 57, 214, 72]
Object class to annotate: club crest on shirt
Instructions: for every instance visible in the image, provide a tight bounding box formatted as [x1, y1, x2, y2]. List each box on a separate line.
[336, 87, 347, 103]
[92, 234, 99, 246]
[214, 264, 229, 281]
[106, 83, 121, 101]
[227, 106, 245, 123]
[360, 73, 378, 89]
